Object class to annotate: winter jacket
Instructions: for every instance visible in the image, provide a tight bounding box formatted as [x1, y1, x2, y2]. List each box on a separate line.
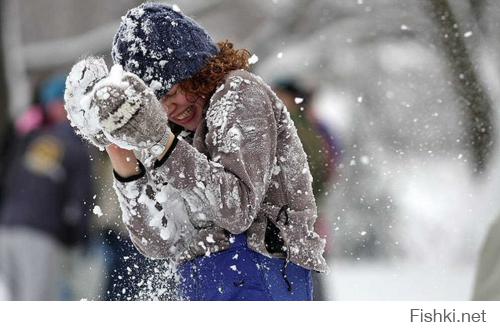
[0, 122, 92, 246]
[113, 70, 328, 272]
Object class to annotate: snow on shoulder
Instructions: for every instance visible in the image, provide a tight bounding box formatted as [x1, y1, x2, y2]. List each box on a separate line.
[206, 71, 269, 154]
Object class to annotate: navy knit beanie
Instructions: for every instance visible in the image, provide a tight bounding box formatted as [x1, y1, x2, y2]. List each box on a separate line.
[112, 3, 218, 99]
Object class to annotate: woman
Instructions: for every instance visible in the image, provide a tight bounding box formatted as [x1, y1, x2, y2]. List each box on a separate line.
[65, 3, 327, 300]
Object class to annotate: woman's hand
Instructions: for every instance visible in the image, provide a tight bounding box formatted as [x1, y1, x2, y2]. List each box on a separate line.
[92, 65, 172, 157]
[64, 57, 111, 150]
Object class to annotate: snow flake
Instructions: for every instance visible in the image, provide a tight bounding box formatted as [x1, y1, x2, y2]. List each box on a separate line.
[248, 54, 259, 65]
[149, 80, 163, 92]
[198, 241, 207, 250]
[219, 126, 242, 154]
[272, 164, 281, 175]
[93, 205, 103, 217]
[206, 234, 215, 244]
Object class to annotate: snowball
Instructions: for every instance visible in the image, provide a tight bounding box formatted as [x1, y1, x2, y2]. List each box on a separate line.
[93, 205, 103, 217]
[64, 57, 109, 136]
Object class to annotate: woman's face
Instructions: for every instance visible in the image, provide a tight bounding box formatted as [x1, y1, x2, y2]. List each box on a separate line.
[161, 84, 206, 132]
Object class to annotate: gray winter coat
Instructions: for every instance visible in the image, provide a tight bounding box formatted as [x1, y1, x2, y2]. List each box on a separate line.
[113, 70, 328, 272]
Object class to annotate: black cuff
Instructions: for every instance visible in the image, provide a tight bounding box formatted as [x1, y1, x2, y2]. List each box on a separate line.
[113, 160, 146, 183]
[153, 136, 178, 169]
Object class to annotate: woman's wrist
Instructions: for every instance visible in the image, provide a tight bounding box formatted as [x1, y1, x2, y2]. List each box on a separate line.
[106, 144, 142, 178]
[105, 133, 175, 178]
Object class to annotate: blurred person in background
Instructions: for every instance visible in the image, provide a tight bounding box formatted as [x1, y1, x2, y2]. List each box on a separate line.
[0, 122, 15, 208]
[274, 79, 340, 300]
[0, 74, 92, 300]
[0, 91, 46, 211]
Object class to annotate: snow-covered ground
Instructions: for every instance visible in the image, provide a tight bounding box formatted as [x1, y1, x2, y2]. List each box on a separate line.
[327, 260, 475, 300]
[0, 260, 477, 301]
[0, 277, 8, 300]
[320, 153, 500, 301]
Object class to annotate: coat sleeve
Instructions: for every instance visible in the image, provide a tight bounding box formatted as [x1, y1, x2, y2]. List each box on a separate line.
[112, 163, 195, 259]
[151, 73, 278, 234]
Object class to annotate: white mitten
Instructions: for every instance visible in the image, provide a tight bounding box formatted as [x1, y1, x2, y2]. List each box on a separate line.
[92, 65, 171, 156]
[64, 57, 111, 149]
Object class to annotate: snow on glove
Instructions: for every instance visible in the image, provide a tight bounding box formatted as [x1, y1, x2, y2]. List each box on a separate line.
[92, 65, 171, 156]
[64, 57, 111, 149]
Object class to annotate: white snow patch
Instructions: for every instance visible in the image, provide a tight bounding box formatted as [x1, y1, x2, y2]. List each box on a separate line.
[206, 234, 215, 244]
[248, 54, 259, 65]
[92, 205, 103, 217]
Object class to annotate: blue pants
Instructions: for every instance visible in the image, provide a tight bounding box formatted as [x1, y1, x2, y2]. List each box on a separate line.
[178, 234, 313, 300]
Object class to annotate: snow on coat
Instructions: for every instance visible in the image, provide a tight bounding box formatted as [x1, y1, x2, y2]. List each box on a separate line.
[113, 70, 328, 272]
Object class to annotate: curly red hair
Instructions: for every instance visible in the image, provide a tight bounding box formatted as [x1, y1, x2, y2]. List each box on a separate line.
[179, 40, 251, 100]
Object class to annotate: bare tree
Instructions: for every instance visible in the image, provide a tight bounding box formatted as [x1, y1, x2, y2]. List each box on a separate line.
[469, 0, 488, 35]
[424, 0, 494, 174]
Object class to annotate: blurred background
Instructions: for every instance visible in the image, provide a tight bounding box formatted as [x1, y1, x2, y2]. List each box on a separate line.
[2, 0, 500, 300]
